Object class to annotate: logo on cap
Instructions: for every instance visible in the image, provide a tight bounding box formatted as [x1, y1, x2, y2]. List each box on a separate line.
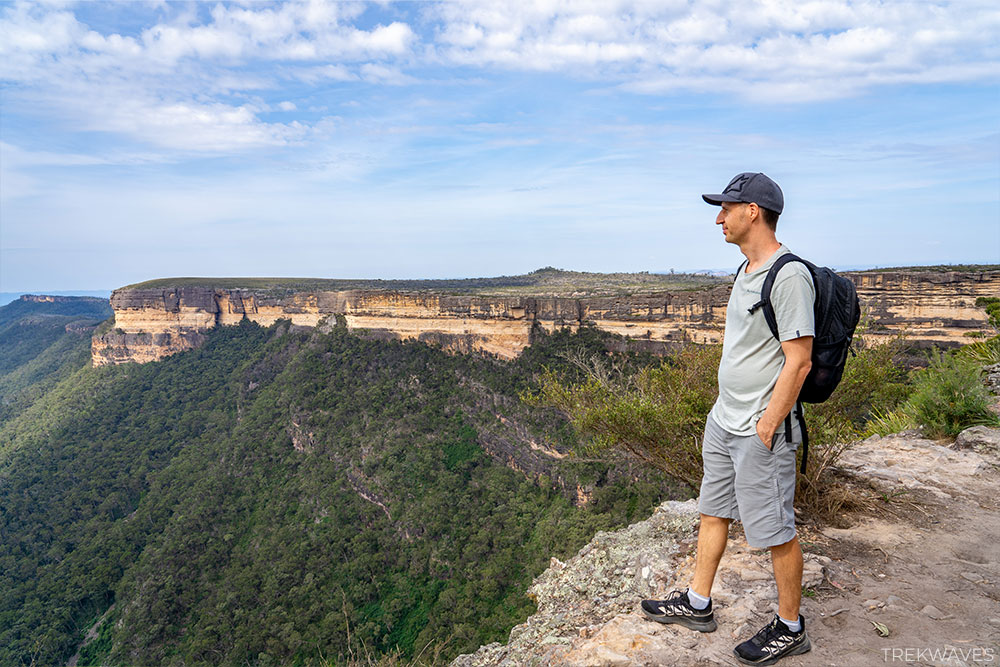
[723, 173, 752, 196]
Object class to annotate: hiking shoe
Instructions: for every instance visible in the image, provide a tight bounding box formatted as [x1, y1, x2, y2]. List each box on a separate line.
[734, 614, 811, 665]
[640, 589, 717, 632]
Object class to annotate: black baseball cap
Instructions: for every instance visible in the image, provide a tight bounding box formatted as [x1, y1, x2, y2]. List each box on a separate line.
[702, 172, 783, 214]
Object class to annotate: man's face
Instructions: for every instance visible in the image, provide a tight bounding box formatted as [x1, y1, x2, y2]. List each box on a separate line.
[716, 201, 751, 245]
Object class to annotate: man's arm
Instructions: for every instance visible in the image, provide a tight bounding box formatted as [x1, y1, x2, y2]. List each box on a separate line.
[755, 336, 813, 449]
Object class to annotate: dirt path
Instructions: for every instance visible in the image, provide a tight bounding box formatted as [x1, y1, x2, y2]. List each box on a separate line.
[795, 430, 1000, 667]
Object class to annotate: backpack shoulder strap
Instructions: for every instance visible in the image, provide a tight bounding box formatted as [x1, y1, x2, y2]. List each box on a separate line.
[749, 253, 807, 341]
[733, 260, 747, 283]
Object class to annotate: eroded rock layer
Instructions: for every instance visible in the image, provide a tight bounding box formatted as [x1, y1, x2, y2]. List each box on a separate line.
[92, 271, 999, 365]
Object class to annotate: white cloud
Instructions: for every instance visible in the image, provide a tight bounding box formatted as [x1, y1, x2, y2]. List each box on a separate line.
[0, 0, 418, 153]
[428, 0, 1000, 100]
[294, 63, 358, 83]
[359, 62, 416, 85]
[102, 98, 308, 151]
[0, 0, 997, 158]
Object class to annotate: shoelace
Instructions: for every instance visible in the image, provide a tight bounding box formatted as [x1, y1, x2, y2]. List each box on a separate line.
[665, 589, 691, 608]
[652, 589, 690, 613]
[750, 617, 787, 647]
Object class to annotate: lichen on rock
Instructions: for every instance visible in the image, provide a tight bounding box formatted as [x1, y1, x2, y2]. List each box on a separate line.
[451, 499, 700, 666]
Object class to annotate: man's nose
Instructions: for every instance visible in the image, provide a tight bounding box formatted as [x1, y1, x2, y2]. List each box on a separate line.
[715, 211, 724, 224]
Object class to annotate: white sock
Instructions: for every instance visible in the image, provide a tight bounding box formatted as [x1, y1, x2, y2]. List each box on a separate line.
[779, 615, 801, 632]
[686, 588, 710, 610]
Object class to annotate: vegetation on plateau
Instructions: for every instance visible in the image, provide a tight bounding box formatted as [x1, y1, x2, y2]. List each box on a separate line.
[123, 267, 728, 297]
[852, 263, 1000, 274]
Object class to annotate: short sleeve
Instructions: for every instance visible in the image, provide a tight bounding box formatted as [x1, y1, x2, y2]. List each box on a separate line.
[772, 264, 815, 341]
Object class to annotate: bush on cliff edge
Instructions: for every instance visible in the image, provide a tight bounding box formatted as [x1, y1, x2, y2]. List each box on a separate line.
[525, 344, 720, 492]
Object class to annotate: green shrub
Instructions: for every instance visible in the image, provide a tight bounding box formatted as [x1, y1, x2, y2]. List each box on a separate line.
[976, 296, 1000, 330]
[865, 407, 918, 437]
[526, 344, 721, 491]
[904, 350, 999, 438]
[794, 329, 910, 517]
[76, 614, 114, 666]
[804, 331, 909, 451]
[958, 335, 1000, 367]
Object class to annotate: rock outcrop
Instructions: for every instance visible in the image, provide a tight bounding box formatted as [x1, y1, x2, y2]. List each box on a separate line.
[92, 270, 1000, 366]
[449, 496, 833, 667]
[451, 425, 1000, 667]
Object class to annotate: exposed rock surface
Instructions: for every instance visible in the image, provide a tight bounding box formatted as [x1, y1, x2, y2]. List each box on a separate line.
[952, 425, 1000, 459]
[92, 270, 1000, 365]
[91, 329, 208, 365]
[836, 431, 998, 500]
[451, 424, 1000, 666]
[19, 294, 90, 303]
[984, 364, 1000, 396]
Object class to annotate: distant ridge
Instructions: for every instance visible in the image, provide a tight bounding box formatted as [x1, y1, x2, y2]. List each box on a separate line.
[0, 291, 112, 307]
[0, 294, 112, 328]
[122, 264, 1000, 297]
[122, 268, 728, 297]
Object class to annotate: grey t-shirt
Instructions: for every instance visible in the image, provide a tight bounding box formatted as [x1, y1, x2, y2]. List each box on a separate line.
[709, 245, 815, 436]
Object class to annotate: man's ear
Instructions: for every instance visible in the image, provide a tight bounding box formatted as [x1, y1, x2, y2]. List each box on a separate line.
[746, 202, 759, 222]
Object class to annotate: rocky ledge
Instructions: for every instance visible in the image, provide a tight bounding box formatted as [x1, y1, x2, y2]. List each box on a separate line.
[452, 425, 1000, 666]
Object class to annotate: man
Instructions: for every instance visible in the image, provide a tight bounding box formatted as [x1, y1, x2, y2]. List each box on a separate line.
[641, 172, 815, 666]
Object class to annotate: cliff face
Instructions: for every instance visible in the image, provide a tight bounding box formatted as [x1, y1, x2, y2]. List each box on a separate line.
[850, 271, 997, 345]
[92, 271, 999, 366]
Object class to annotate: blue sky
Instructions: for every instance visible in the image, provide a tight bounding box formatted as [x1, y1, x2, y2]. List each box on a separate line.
[1, 0, 998, 292]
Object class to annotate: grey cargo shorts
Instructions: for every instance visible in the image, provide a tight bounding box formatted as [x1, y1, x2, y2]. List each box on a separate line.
[698, 413, 801, 548]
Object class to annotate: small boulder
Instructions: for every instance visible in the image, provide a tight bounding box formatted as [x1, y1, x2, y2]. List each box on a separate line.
[921, 604, 947, 620]
[953, 426, 1000, 455]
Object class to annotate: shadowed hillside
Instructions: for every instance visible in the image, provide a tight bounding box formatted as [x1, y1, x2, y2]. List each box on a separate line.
[0, 298, 683, 666]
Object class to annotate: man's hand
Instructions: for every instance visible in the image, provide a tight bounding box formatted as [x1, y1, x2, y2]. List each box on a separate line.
[756, 418, 777, 450]
[757, 336, 813, 450]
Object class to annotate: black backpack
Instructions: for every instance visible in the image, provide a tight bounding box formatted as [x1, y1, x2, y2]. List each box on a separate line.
[737, 253, 861, 473]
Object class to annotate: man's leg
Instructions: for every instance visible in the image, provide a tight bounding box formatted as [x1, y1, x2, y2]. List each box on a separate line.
[640, 416, 733, 632]
[640, 516, 722, 632]
[690, 514, 731, 598]
[732, 534, 809, 665]
[770, 534, 803, 622]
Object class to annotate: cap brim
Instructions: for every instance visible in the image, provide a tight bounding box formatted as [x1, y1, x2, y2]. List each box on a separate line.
[702, 193, 741, 206]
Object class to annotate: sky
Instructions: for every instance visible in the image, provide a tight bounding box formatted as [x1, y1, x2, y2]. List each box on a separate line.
[1, 0, 998, 292]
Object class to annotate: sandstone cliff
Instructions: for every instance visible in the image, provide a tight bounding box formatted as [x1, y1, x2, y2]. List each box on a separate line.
[92, 270, 999, 366]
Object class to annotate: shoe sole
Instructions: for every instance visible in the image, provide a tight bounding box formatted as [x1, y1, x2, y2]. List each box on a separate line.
[640, 607, 718, 633]
[733, 635, 811, 665]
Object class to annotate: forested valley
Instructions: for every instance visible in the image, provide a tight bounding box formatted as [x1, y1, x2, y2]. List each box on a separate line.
[0, 298, 683, 666]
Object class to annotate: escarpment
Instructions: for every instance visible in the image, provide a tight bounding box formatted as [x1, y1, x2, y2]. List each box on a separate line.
[92, 270, 1000, 366]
